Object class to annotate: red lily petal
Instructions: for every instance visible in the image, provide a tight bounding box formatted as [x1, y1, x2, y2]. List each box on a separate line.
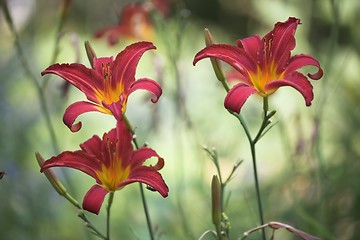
[265, 72, 314, 106]
[98, 25, 127, 45]
[40, 151, 101, 181]
[266, 17, 300, 70]
[119, 166, 168, 197]
[102, 100, 124, 121]
[226, 70, 252, 85]
[236, 35, 262, 62]
[93, 57, 113, 77]
[80, 135, 102, 159]
[41, 63, 103, 103]
[151, 0, 171, 16]
[98, 128, 117, 167]
[112, 41, 156, 91]
[114, 120, 133, 165]
[194, 17, 323, 109]
[286, 54, 323, 80]
[63, 101, 105, 132]
[193, 44, 256, 78]
[128, 77, 162, 103]
[82, 185, 109, 215]
[94, 26, 113, 38]
[95, 4, 153, 45]
[95, 25, 128, 45]
[107, 31, 121, 46]
[132, 147, 164, 170]
[224, 83, 258, 113]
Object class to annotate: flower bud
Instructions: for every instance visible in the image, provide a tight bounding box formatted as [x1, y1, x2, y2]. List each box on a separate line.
[211, 175, 221, 226]
[204, 28, 226, 83]
[36, 152, 67, 196]
[84, 41, 97, 69]
[60, 0, 72, 16]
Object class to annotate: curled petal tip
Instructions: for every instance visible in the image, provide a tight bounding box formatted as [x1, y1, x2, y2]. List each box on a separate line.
[304, 94, 314, 107]
[63, 101, 102, 133]
[69, 122, 82, 132]
[128, 78, 162, 104]
[152, 157, 164, 171]
[150, 96, 160, 103]
[308, 67, 323, 80]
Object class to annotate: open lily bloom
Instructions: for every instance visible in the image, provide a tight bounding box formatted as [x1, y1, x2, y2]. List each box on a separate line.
[193, 17, 323, 113]
[42, 41, 162, 132]
[40, 120, 169, 215]
[95, 3, 154, 44]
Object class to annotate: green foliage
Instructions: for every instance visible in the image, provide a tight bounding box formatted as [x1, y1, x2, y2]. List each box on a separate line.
[0, 0, 359, 239]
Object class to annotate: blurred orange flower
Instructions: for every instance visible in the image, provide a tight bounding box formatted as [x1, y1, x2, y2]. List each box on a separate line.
[95, 3, 154, 44]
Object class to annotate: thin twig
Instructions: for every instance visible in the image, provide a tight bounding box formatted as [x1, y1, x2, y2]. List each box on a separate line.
[124, 116, 155, 240]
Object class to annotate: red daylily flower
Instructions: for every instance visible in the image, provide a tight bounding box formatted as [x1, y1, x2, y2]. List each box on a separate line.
[42, 41, 162, 132]
[40, 120, 169, 215]
[149, 0, 172, 17]
[95, 3, 154, 44]
[193, 17, 323, 113]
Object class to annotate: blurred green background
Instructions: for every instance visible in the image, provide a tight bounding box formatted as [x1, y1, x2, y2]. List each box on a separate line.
[0, 0, 359, 239]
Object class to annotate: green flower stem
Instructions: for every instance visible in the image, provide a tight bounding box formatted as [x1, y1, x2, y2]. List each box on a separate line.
[38, 153, 106, 239]
[106, 192, 115, 240]
[1, 4, 107, 239]
[1, 0, 84, 214]
[124, 116, 155, 240]
[249, 140, 265, 239]
[209, 52, 269, 239]
[63, 191, 81, 209]
[313, 1, 339, 235]
[0, 0, 60, 154]
[78, 211, 107, 239]
[207, 148, 241, 212]
[204, 148, 241, 240]
[1, 0, 77, 198]
[53, 187, 107, 239]
[229, 97, 274, 240]
[263, 96, 269, 112]
[42, 0, 71, 88]
[232, 109, 266, 240]
[138, 182, 155, 240]
[156, 9, 192, 127]
[210, 150, 225, 212]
